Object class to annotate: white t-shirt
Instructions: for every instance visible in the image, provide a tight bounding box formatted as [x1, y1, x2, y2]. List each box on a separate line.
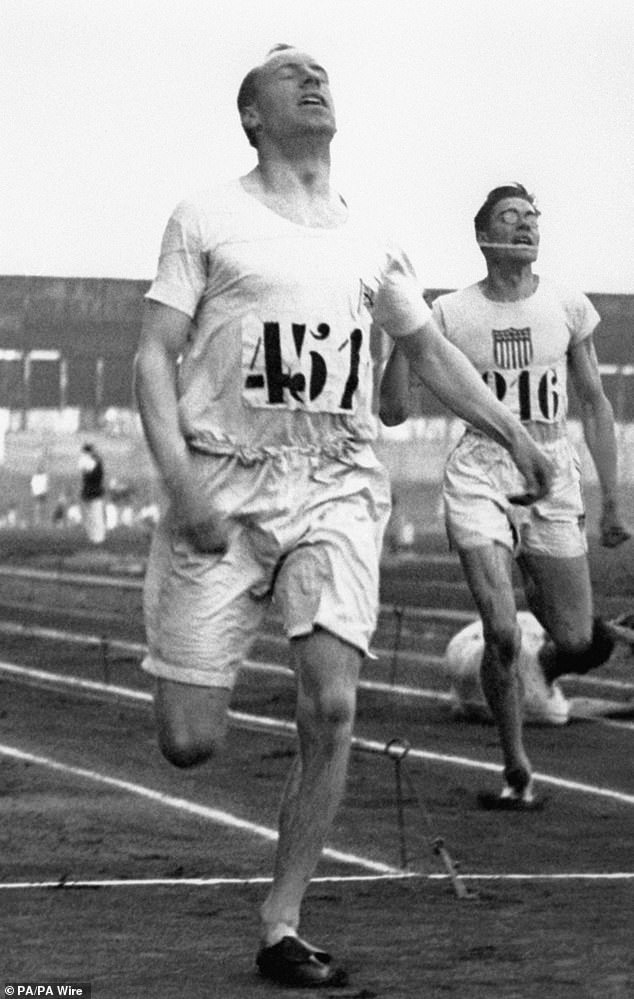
[146, 181, 430, 459]
[432, 279, 599, 425]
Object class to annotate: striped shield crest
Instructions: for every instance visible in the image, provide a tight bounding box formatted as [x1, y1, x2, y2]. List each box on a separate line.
[492, 327, 533, 369]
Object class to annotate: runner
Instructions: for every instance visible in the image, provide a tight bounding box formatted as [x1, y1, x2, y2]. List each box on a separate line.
[380, 183, 630, 810]
[134, 62, 552, 986]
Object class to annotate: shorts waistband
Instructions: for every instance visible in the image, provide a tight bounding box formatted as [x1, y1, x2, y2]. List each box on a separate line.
[465, 421, 567, 446]
[523, 421, 568, 443]
[186, 438, 375, 467]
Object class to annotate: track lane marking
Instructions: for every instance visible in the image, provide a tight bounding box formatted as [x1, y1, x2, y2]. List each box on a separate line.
[0, 563, 478, 627]
[0, 652, 451, 703]
[1, 619, 631, 701]
[0, 741, 400, 875]
[2, 660, 633, 806]
[1, 872, 633, 891]
[1, 617, 632, 698]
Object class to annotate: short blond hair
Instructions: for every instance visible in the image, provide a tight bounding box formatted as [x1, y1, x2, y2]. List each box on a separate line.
[236, 44, 296, 148]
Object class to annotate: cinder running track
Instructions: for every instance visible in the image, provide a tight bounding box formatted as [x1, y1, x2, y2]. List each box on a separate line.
[1, 526, 633, 999]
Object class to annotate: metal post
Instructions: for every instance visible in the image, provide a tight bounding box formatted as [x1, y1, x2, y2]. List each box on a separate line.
[385, 738, 411, 870]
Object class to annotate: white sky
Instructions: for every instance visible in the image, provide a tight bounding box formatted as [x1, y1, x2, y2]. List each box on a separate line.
[2, 0, 633, 292]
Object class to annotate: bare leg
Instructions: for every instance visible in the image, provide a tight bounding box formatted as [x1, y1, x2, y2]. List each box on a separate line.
[457, 543, 531, 790]
[153, 678, 232, 767]
[151, 630, 359, 958]
[518, 552, 610, 682]
[259, 628, 361, 945]
[479, 624, 530, 789]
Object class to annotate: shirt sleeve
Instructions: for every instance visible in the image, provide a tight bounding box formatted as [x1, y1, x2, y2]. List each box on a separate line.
[563, 290, 600, 346]
[145, 200, 207, 318]
[373, 248, 431, 338]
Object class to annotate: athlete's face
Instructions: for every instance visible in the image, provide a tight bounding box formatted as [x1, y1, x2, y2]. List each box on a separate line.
[478, 197, 540, 262]
[242, 50, 337, 146]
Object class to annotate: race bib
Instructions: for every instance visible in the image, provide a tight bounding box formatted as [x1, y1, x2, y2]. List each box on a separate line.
[482, 364, 565, 422]
[241, 313, 368, 413]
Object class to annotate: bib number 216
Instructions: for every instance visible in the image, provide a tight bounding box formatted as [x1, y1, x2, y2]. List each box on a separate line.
[483, 367, 560, 421]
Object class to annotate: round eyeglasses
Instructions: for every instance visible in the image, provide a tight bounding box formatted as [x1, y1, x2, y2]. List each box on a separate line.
[495, 208, 541, 228]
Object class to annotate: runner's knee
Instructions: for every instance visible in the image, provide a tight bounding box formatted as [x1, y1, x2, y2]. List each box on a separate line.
[158, 728, 222, 768]
[482, 619, 520, 666]
[297, 680, 356, 753]
[293, 629, 360, 736]
[552, 633, 592, 660]
[320, 686, 356, 728]
[154, 681, 230, 768]
[551, 617, 615, 676]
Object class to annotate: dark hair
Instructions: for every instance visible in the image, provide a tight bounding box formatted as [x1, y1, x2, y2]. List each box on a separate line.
[474, 183, 536, 234]
[236, 44, 296, 149]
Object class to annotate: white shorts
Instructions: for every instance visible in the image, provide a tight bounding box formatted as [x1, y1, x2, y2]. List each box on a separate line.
[443, 429, 587, 557]
[142, 447, 391, 688]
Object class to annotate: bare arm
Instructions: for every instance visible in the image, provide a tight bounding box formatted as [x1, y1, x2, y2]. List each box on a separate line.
[392, 317, 553, 501]
[378, 340, 413, 426]
[568, 334, 630, 547]
[133, 300, 228, 552]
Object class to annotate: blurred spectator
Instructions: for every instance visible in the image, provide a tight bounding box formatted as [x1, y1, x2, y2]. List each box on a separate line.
[52, 492, 68, 528]
[107, 477, 136, 528]
[79, 443, 106, 544]
[0, 506, 19, 529]
[30, 453, 50, 526]
[66, 502, 83, 526]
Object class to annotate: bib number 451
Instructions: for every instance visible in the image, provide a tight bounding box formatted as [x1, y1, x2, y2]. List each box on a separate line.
[244, 320, 364, 412]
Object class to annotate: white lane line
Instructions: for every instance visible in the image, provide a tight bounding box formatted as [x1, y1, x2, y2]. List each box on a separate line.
[351, 735, 634, 806]
[0, 742, 400, 876]
[2, 660, 633, 807]
[3, 617, 632, 713]
[0, 635, 453, 704]
[0, 565, 142, 589]
[0, 619, 146, 656]
[1, 872, 633, 891]
[2, 618, 632, 699]
[0, 617, 452, 675]
[1, 874, 418, 890]
[562, 673, 634, 694]
[0, 564, 477, 626]
[0, 659, 151, 701]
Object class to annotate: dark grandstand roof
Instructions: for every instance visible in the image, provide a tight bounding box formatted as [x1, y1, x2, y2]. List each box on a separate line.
[0, 275, 151, 359]
[0, 275, 631, 415]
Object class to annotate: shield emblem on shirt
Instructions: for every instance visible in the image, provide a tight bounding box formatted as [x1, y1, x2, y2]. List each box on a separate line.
[492, 327, 533, 369]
